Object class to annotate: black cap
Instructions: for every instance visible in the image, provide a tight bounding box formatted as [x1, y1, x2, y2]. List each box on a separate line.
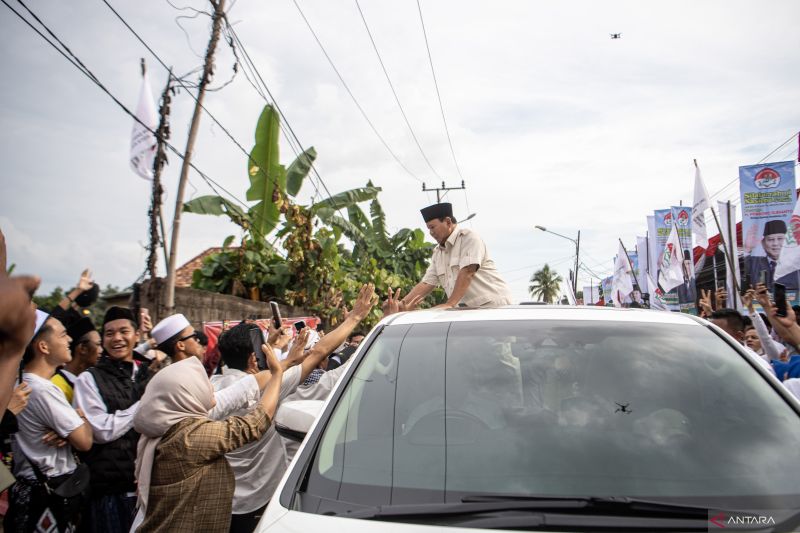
[67, 317, 96, 352]
[763, 220, 787, 236]
[420, 203, 453, 223]
[102, 306, 137, 329]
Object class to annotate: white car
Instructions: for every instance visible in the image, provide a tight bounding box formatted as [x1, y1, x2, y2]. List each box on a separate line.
[258, 306, 800, 532]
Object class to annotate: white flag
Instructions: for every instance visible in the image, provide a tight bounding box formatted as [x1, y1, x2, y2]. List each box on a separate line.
[612, 242, 635, 307]
[564, 280, 577, 305]
[130, 72, 158, 180]
[658, 223, 684, 292]
[775, 210, 800, 279]
[692, 163, 712, 249]
[646, 271, 669, 311]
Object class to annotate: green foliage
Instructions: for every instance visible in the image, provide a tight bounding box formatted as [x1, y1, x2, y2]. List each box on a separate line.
[185, 104, 436, 329]
[529, 264, 563, 304]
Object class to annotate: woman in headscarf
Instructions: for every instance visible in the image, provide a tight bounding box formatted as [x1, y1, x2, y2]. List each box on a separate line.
[131, 342, 283, 532]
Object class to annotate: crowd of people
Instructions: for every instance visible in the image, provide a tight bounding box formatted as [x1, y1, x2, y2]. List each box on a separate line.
[0, 250, 418, 532]
[4, 201, 800, 532]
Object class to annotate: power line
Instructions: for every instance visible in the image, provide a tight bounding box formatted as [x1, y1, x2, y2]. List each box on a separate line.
[353, 0, 440, 179]
[103, 0, 346, 239]
[221, 21, 329, 200]
[290, 0, 424, 183]
[415, 0, 464, 184]
[708, 131, 799, 202]
[5, 0, 287, 259]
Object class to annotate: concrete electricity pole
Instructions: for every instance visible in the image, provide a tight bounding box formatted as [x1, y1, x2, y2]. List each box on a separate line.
[164, 0, 226, 313]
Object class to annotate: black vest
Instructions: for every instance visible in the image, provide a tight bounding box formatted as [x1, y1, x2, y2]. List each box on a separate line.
[83, 356, 151, 495]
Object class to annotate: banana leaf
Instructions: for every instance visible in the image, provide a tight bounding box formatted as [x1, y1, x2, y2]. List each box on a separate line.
[286, 147, 317, 197]
[183, 195, 250, 228]
[246, 105, 284, 236]
[310, 186, 381, 214]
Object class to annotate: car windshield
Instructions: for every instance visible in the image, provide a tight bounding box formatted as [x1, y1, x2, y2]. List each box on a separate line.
[304, 319, 800, 510]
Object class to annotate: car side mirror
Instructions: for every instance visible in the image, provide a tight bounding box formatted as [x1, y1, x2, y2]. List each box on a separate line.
[274, 400, 324, 442]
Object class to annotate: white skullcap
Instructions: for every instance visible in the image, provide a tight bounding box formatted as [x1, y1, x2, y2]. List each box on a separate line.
[31, 309, 49, 342]
[151, 313, 191, 345]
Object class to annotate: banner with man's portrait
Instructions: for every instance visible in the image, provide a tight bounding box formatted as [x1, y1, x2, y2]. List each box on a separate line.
[739, 161, 797, 296]
[670, 205, 697, 314]
[654, 208, 680, 311]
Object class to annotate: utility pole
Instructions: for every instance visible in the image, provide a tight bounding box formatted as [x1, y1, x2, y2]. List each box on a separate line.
[422, 180, 465, 203]
[145, 59, 173, 280]
[165, 0, 226, 313]
[573, 230, 581, 297]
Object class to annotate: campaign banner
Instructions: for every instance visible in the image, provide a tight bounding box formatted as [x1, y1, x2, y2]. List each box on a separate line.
[653, 208, 680, 311]
[739, 161, 798, 296]
[671, 205, 697, 314]
[601, 276, 614, 306]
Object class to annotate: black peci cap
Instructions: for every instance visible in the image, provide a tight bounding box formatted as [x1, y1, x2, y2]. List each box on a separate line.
[420, 202, 453, 223]
[763, 219, 787, 236]
[102, 306, 138, 329]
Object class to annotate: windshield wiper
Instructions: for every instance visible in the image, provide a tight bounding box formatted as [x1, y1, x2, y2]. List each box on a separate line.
[338, 494, 714, 521]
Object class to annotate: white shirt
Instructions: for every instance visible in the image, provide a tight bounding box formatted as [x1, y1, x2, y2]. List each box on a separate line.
[73, 363, 140, 444]
[209, 365, 302, 514]
[422, 226, 512, 307]
[14, 374, 84, 479]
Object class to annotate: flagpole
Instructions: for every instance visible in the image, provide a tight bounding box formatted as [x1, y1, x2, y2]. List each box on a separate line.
[708, 204, 741, 303]
[619, 239, 642, 295]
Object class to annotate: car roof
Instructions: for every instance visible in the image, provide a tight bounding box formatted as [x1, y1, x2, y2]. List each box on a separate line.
[382, 305, 705, 327]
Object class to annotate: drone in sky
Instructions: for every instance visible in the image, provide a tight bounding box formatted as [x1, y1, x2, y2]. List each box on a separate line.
[610, 33, 622, 39]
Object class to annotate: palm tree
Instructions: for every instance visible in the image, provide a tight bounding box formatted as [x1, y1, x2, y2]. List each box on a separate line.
[529, 264, 563, 303]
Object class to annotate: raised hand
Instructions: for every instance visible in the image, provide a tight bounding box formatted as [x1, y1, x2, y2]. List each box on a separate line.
[744, 224, 760, 254]
[754, 283, 772, 310]
[349, 283, 376, 322]
[260, 341, 282, 375]
[715, 288, 728, 309]
[698, 288, 714, 317]
[77, 269, 93, 292]
[742, 288, 755, 311]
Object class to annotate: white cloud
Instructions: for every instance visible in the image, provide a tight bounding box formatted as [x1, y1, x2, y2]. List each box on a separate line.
[1, 0, 798, 305]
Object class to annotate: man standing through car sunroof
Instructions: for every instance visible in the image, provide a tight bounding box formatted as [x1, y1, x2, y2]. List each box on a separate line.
[403, 202, 513, 309]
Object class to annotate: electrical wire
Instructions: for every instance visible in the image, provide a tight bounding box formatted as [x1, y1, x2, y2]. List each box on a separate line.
[353, 0, 440, 179]
[4, 0, 288, 259]
[290, 0, 424, 183]
[415, 0, 464, 183]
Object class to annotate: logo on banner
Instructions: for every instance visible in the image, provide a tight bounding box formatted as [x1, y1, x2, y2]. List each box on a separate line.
[754, 167, 781, 189]
[676, 209, 690, 227]
[661, 242, 674, 268]
[787, 214, 800, 248]
[664, 212, 673, 226]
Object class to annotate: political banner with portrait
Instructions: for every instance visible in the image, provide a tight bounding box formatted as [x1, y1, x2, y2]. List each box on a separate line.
[654, 208, 680, 311]
[601, 276, 614, 306]
[739, 161, 798, 296]
[670, 205, 697, 314]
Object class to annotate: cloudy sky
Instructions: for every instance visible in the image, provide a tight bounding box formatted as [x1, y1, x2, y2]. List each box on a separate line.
[1, 0, 798, 303]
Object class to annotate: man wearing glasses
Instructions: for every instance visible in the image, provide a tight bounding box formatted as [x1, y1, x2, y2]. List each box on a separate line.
[150, 314, 205, 363]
